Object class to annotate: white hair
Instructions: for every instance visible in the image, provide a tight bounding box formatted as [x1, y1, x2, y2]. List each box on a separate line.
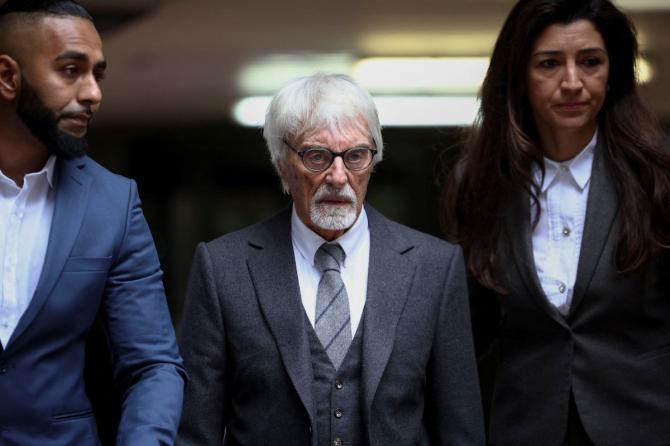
[263, 73, 383, 186]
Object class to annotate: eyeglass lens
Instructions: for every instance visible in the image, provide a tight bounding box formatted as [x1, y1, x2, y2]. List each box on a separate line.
[302, 148, 372, 171]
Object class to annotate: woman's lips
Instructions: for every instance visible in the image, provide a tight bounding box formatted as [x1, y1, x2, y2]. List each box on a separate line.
[554, 102, 588, 112]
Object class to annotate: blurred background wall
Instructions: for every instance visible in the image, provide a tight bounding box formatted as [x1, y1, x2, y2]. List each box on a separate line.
[75, 0, 670, 441]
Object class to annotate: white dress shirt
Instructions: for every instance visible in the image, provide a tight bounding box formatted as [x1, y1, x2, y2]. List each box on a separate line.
[531, 132, 596, 315]
[0, 155, 56, 346]
[291, 205, 370, 337]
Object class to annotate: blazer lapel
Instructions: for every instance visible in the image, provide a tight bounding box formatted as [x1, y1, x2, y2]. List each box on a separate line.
[245, 208, 316, 423]
[506, 188, 565, 323]
[361, 205, 416, 423]
[7, 157, 91, 349]
[569, 144, 618, 317]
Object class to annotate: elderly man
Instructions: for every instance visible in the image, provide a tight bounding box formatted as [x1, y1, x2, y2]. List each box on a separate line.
[178, 74, 484, 445]
[0, 1, 185, 445]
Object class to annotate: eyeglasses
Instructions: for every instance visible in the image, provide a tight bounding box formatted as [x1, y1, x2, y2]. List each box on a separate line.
[283, 139, 378, 172]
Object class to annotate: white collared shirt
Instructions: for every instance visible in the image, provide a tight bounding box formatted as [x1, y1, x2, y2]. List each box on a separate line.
[291, 205, 370, 337]
[531, 132, 596, 315]
[0, 155, 56, 346]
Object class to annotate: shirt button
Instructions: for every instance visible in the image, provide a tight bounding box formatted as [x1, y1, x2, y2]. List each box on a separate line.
[558, 283, 566, 294]
[335, 380, 343, 390]
[333, 438, 343, 446]
[562, 227, 571, 237]
[334, 409, 343, 419]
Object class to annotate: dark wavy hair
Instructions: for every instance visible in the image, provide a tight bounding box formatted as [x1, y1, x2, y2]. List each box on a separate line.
[0, 0, 92, 20]
[441, 0, 670, 291]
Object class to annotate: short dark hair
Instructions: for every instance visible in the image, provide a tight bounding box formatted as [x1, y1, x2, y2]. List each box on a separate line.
[441, 0, 670, 291]
[0, 0, 92, 21]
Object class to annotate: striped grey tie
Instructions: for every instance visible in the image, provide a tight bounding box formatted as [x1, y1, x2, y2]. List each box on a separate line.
[314, 243, 352, 370]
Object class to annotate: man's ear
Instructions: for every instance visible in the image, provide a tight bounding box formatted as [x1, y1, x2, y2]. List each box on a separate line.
[0, 55, 21, 101]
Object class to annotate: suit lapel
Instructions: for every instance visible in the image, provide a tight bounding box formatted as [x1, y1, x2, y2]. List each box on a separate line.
[245, 208, 316, 423]
[361, 205, 415, 423]
[7, 157, 91, 349]
[506, 188, 565, 323]
[569, 144, 618, 317]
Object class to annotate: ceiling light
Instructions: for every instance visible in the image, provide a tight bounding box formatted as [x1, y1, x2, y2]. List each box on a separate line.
[233, 95, 480, 128]
[353, 57, 489, 94]
[614, 0, 670, 11]
[637, 56, 654, 84]
[359, 32, 496, 56]
[237, 53, 354, 95]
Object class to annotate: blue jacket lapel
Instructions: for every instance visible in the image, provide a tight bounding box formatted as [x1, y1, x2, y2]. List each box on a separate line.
[245, 207, 316, 424]
[7, 157, 91, 349]
[361, 205, 415, 424]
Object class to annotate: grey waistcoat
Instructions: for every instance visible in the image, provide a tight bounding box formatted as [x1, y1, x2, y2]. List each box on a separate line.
[306, 313, 365, 446]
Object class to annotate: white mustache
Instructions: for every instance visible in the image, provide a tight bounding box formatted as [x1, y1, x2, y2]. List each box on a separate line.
[313, 183, 356, 203]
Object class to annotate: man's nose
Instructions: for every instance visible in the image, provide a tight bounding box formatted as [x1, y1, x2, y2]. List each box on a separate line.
[325, 157, 348, 187]
[79, 74, 102, 107]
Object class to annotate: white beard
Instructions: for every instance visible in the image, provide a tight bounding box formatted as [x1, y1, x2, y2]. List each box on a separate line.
[309, 183, 358, 231]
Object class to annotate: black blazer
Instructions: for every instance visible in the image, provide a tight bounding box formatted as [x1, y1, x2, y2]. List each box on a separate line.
[472, 145, 670, 446]
[177, 204, 485, 445]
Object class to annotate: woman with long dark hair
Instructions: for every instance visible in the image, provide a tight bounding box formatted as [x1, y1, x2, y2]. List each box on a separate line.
[442, 0, 670, 444]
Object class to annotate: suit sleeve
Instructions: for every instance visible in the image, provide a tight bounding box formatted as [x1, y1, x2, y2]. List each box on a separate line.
[426, 246, 486, 445]
[177, 242, 228, 445]
[103, 180, 186, 446]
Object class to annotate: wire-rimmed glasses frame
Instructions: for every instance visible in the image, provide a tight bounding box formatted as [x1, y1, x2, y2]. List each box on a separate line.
[283, 138, 378, 172]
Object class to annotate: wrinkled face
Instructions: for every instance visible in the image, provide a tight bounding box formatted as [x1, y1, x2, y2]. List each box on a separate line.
[527, 19, 609, 140]
[18, 15, 105, 140]
[280, 121, 374, 241]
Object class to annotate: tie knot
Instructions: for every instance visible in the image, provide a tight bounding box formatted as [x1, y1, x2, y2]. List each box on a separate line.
[314, 243, 345, 273]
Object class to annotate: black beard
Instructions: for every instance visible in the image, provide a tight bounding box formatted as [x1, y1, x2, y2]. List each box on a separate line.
[16, 77, 89, 159]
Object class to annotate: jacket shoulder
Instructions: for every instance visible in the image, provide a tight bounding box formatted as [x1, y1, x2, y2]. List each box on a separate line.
[367, 204, 459, 258]
[79, 156, 133, 187]
[387, 218, 459, 256]
[202, 207, 290, 253]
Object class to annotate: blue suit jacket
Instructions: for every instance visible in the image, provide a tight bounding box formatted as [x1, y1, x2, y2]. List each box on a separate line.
[0, 156, 186, 445]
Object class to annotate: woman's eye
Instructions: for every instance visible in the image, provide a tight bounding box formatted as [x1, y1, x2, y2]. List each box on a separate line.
[583, 57, 602, 67]
[539, 59, 559, 69]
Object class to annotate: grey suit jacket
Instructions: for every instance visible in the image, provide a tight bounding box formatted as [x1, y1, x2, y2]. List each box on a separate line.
[177, 204, 484, 445]
[472, 142, 670, 446]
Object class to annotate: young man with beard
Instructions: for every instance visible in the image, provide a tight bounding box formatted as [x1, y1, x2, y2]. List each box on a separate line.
[0, 1, 185, 445]
[178, 74, 485, 445]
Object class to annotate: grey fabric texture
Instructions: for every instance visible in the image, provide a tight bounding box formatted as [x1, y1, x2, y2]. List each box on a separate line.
[307, 312, 364, 446]
[314, 243, 352, 370]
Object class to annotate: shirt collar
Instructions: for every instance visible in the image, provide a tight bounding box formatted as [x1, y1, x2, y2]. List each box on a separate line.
[43, 155, 56, 189]
[291, 204, 369, 268]
[0, 154, 56, 189]
[534, 130, 597, 193]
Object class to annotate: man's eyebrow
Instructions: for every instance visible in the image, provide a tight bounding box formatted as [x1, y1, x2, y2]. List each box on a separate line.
[55, 51, 107, 69]
[55, 50, 89, 62]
